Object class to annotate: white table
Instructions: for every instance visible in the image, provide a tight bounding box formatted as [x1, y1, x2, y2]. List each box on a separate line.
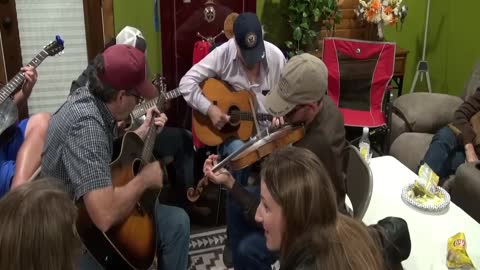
[363, 156, 480, 270]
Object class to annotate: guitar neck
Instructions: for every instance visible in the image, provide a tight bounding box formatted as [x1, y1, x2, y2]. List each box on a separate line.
[131, 88, 182, 119]
[230, 111, 273, 122]
[141, 124, 157, 162]
[141, 95, 166, 161]
[0, 50, 49, 104]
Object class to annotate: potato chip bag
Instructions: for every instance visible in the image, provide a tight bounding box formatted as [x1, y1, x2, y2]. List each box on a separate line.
[415, 164, 439, 197]
[447, 232, 475, 269]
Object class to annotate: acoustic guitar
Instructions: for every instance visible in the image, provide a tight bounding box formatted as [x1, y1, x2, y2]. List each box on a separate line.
[76, 89, 164, 270]
[0, 36, 64, 136]
[192, 78, 273, 146]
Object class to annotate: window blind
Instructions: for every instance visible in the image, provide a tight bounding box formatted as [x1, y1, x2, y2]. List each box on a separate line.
[16, 0, 88, 114]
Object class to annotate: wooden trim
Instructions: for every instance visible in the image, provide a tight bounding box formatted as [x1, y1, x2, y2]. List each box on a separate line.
[0, 0, 22, 79]
[0, 0, 28, 118]
[102, 0, 115, 43]
[83, 0, 105, 61]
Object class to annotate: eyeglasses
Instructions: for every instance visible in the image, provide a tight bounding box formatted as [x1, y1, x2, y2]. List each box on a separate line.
[125, 90, 144, 104]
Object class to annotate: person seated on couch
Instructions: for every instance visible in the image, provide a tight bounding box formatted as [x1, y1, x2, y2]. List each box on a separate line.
[420, 88, 480, 184]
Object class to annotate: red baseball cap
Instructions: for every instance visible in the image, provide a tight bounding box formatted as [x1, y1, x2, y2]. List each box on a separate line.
[99, 44, 156, 98]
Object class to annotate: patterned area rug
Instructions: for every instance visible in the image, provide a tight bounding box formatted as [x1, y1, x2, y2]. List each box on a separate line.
[188, 226, 280, 270]
[189, 227, 230, 270]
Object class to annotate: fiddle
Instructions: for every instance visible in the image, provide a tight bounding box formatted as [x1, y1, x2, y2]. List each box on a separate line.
[186, 125, 305, 202]
[229, 125, 305, 170]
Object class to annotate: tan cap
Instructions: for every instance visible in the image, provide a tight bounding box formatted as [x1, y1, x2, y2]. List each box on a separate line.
[265, 53, 328, 116]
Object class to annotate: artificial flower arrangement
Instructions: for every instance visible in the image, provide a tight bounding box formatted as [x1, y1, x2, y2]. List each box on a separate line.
[355, 0, 408, 39]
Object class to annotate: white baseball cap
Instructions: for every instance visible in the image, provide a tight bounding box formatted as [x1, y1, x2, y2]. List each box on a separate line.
[116, 26, 147, 53]
[115, 26, 151, 79]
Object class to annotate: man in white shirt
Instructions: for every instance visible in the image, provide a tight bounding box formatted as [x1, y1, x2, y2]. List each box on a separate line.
[179, 12, 285, 183]
[179, 12, 286, 268]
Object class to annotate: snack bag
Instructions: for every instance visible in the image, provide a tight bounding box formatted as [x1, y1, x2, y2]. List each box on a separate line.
[415, 164, 439, 197]
[447, 232, 475, 269]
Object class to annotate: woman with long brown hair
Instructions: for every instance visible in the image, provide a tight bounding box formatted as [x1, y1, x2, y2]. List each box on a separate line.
[205, 146, 385, 269]
[0, 178, 80, 270]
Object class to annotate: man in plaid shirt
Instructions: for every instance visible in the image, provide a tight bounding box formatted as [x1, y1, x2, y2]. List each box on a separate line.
[42, 44, 189, 270]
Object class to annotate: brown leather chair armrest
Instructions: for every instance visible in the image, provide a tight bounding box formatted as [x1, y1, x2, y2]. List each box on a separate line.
[393, 93, 462, 134]
[451, 161, 480, 223]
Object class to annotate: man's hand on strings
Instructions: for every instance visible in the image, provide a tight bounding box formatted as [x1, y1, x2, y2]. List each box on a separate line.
[21, 65, 38, 98]
[135, 107, 167, 139]
[207, 105, 230, 130]
[270, 116, 285, 129]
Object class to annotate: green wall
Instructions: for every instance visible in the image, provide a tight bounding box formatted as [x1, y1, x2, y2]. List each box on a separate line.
[383, 0, 480, 96]
[113, 0, 162, 76]
[444, 0, 480, 96]
[257, 0, 290, 47]
[113, 0, 480, 97]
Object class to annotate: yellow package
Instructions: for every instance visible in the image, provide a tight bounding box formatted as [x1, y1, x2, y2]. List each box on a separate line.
[415, 164, 439, 197]
[447, 232, 475, 269]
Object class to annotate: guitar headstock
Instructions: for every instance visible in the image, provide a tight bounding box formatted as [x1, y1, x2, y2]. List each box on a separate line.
[44, 35, 65, 56]
[152, 73, 167, 94]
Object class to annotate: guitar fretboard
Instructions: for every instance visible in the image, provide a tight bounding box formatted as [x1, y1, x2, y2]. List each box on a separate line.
[229, 111, 273, 121]
[140, 96, 164, 162]
[131, 88, 182, 119]
[0, 50, 49, 104]
[141, 121, 157, 162]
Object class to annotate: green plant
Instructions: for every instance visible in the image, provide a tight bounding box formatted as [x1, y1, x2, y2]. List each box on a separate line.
[285, 0, 342, 58]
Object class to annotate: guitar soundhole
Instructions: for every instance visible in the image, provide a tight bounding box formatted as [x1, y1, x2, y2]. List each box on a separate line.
[221, 106, 241, 133]
[228, 106, 241, 125]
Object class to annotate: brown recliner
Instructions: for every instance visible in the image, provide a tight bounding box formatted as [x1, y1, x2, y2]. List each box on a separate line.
[389, 93, 463, 171]
[389, 60, 480, 222]
[389, 59, 480, 171]
[450, 162, 480, 223]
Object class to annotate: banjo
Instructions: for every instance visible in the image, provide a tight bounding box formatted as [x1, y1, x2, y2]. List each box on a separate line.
[0, 35, 64, 136]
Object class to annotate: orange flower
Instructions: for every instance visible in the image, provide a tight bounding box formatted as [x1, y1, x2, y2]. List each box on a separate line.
[366, 9, 377, 20]
[370, 0, 381, 10]
[384, 6, 393, 15]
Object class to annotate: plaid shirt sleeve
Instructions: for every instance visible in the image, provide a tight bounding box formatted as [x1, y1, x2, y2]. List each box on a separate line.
[63, 117, 112, 200]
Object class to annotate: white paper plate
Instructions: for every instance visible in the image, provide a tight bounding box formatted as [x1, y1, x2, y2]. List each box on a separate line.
[401, 184, 450, 212]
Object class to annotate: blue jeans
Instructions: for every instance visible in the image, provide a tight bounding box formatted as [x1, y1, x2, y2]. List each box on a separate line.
[422, 127, 466, 180]
[77, 202, 190, 270]
[228, 186, 278, 270]
[218, 138, 253, 265]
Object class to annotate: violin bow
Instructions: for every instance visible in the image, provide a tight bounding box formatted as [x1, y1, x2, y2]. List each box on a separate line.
[248, 96, 262, 137]
[186, 131, 264, 202]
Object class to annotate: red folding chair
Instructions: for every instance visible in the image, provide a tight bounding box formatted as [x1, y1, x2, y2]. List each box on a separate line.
[323, 37, 396, 153]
